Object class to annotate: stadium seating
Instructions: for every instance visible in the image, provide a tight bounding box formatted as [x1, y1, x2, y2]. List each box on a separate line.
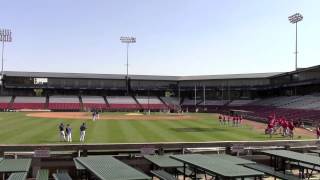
[249, 96, 301, 107]
[48, 96, 81, 110]
[81, 96, 108, 110]
[160, 97, 180, 110]
[279, 95, 320, 110]
[228, 99, 258, 106]
[106, 96, 139, 110]
[236, 95, 320, 123]
[12, 96, 46, 109]
[199, 100, 230, 106]
[135, 96, 167, 110]
[0, 96, 12, 109]
[181, 98, 199, 106]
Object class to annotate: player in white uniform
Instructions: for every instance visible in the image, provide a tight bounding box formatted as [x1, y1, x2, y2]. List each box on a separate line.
[80, 123, 87, 142]
[58, 123, 66, 142]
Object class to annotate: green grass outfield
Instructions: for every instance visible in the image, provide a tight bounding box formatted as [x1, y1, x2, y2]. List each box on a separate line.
[0, 112, 310, 144]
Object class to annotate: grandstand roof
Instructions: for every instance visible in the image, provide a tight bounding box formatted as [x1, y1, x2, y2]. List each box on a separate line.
[4, 71, 179, 81]
[4, 71, 282, 81]
[179, 72, 282, 80]
[270, 64, 320, 78]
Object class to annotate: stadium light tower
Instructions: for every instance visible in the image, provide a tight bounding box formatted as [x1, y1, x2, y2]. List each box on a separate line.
[288, 13, 303, 71]
[0, 29, 12, 78]
[120, 36, 136, 94]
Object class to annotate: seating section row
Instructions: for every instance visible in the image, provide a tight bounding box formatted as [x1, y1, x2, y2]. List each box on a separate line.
[0, 95, 170, 111]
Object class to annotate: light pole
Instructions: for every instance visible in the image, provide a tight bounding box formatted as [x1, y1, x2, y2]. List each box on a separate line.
[120, 36, 136, 95]
[288, 13, 303, 71]
[0, 29, 12, 79]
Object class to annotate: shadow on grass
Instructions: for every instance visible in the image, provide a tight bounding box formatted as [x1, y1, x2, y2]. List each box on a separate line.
[170, 127, 225, 132]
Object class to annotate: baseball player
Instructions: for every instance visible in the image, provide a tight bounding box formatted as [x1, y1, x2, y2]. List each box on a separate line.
[58, 123, 66, 142]
[66, 124, 72, 142]
[218, 114, 222, 125]
[316, 126, 320, 140]
[80, 123, 87, 142]
[288, 120, 295, 139]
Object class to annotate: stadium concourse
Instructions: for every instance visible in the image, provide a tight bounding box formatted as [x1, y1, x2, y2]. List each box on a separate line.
[0, 65, 320, 179]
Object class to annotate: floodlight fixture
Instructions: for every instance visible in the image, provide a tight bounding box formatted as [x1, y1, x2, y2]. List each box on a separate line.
[288, 13, 303, 70]
[120, 36, 136, 94]
[288, 13, 303, 24]
[120, 36, 136, 43]
[0, 29, 12, 77]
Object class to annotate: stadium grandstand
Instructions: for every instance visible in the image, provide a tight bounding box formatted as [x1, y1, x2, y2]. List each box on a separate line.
[2, 65, 320, 123]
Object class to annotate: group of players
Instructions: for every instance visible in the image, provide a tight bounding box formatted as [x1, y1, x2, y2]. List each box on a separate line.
[58, 122, 87, 142]
[218, 114, 243, 126]
[265, 114, 295, 138]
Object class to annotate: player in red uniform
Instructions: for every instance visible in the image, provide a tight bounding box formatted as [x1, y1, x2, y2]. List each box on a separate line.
[231, 116, 235, 126]
[218, 114, 222, 125]
[266, 123, 274, 138]
[223, 115, 226, 125]
[281, 118, 288, 136]
[316, 126, 320, 140]
[236, 116, 240, 126]
[288, 120, 295, 139]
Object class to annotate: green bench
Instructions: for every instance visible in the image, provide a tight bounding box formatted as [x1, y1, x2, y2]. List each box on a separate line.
[52, 172, 72, 180]
[151, 170, 177, 180]
[176, 167, 204, 179]
[176, 167, 193, 176]
[290, 161, 320, 171]
[7, 172, 28, 180]
[36, 169, 49, 180]
[244, 163, 300, 180]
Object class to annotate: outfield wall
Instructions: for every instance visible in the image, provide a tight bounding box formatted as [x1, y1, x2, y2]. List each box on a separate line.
[0, 140, 318, 155]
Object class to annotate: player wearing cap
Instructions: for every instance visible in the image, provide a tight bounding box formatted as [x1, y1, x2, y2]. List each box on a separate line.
[65, 124, 72, 142]
[80, 123, 87, 142]
[58, 123, 66, 142]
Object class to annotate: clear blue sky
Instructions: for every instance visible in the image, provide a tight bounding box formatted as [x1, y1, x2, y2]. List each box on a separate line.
[1, 0, 319, 75]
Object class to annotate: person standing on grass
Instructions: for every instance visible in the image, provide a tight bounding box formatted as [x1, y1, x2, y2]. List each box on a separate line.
[80, 123, 87, 142]
[316, 126, 320, 140]
[92, 111, 96, 121]
[267, 123, 274, 138]
[65, 124, 72, 142]
[96, 110, 100, 120]
[58, 123, 66, 142]
[288, 120, 295, 139]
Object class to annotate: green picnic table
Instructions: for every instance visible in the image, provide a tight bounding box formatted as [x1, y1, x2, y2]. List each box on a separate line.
[261, 150, 320, 179]
[0, 159, 31, 173]
[7, 172, 28, 180]
[144, 155, 183, 169]
[309, 149, 320, 157]
[171, 154, 264, 180]
[262, 150, 320, 168]
[73, 158, 86, 170]
[75, 156, 151, 180]
[206, 154, 256, 165]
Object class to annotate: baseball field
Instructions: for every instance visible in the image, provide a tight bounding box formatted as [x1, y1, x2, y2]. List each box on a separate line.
[0, 112, 313, 144]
